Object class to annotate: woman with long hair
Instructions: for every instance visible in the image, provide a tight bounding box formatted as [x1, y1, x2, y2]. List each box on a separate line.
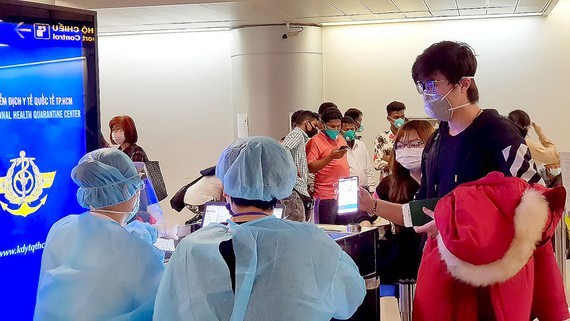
[374, 120, 435, 289]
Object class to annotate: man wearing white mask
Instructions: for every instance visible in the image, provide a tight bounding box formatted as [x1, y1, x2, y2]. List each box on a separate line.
[373, 101, 407, 178]
[357, 41, 566, 321]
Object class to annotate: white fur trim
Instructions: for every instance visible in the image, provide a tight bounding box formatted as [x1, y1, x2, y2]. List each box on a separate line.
[437, 188, 549, 286]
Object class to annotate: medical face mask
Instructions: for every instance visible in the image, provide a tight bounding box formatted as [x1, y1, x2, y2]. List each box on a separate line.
[91, 192, 140, 224]
[112, 131, 126, 145]
[324, 126, 339, 140]
[395, 147, 423, 170]
[392, 118, 405, 129]
[423, 86, 469, 121]
[356, 123, 364, 132]
[548, 167, 562, 176]
[343, 130, 356, 142]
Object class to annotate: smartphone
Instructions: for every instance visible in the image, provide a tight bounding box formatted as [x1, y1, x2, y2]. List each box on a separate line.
[337, 176, 359, 214]
[338, 145, 350, 151]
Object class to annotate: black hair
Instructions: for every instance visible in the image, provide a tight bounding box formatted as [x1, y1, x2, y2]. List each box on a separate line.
[295, 110, 317, 126]
[344, 108, 363, 120]
[412, 40, 479, 103]
[290, 110, 304, 129]
[231, 197, 278, 211]
[507, 109, 531, 137]
[386, 101, 406, 114]
[321, 107, 343, 123]
[341, 116, 355, 125]
[318, 102, 338, 115]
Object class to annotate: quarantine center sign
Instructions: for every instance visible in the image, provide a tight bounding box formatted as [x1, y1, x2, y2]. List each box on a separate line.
[0, 19, 91, 318]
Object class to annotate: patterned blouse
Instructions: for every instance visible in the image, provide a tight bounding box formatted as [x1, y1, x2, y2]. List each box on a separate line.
[120, 143, 149, 163]
[372, 129, 395, 177]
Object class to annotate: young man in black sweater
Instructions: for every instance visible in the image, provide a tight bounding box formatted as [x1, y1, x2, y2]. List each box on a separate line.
[358, 41, 565, 320]
[360, 40, 542, 226]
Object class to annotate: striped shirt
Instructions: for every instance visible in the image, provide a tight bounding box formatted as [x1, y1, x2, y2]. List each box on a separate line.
[281, 127, 310, 197]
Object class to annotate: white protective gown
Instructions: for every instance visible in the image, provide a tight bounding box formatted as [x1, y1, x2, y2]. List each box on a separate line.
[34, 213, 165, 321]
[154, 216, 365, 321]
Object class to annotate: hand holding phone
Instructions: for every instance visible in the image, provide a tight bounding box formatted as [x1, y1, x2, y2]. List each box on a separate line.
[338, 176, 359, 214]
[338, 145, 350, 150]
[330, 147, 348, 160]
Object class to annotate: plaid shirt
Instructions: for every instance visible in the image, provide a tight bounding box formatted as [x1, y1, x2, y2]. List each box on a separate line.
[120, 143, 149, 162]
[281, 127, 310, 197]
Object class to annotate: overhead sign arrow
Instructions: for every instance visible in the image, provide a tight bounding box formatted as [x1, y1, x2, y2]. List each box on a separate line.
[15, 22, 32, 39]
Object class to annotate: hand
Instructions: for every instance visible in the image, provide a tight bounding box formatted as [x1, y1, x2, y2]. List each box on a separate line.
[153, 219, 179, 240]
[413, 207, 438, 237]
[329, 148, 347, 160]
[358, 187, 374, 213]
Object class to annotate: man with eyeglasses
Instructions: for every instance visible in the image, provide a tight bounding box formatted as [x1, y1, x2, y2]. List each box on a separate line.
[358, 41, 567, 321]
[306, 107, 349, 224]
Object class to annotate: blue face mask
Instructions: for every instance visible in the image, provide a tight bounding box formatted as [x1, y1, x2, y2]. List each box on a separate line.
[324, 128, 339, 140]
[91, 192, 140, 225]
[343, 130, 356, 142]
[126, 193, 141, 223]
[356, 124, 364, 132]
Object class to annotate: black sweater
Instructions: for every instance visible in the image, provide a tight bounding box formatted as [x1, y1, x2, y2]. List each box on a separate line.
[417, 109, 543, 199]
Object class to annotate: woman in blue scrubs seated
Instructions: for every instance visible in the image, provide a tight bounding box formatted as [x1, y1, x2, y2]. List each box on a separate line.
[153, 136, 366, 321]
[34, 148, 165, 321]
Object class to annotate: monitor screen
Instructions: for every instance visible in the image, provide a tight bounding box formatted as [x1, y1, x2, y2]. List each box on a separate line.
[0, 1, 99, 318]
[202, 202, 285, 227]
[202, 202, 232, 227]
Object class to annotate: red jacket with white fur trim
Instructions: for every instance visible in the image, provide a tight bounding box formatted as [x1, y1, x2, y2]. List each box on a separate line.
[413, 172, 568, 321]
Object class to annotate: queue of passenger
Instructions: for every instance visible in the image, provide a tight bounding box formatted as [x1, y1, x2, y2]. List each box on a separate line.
[33, 40, 567, 321]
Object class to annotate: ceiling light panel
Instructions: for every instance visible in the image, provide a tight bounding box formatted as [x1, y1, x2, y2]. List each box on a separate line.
[324, 0, 372, 15]
[391, 0, 430, 12]
[291, 0, 344, 16]
[456, 0, 488, 9]
[359, 0, 400, 13]
[427, 0, 458, 10]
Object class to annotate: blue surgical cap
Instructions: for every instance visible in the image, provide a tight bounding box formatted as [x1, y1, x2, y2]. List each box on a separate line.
[216, 136, 296, 201]
[72, 148, 143, 209]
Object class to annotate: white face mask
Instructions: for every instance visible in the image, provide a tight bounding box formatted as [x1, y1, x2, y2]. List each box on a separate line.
[423, 77, 473, 121]
[395, 147, 423, 170]
[548, 167, 562, 176]
[112, 131, 125, 145]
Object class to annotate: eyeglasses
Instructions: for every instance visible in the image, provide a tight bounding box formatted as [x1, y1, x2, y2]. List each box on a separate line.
[394, 140, 425, 150]
[415, 79, 446, 94]
[416, 76, 475, 94]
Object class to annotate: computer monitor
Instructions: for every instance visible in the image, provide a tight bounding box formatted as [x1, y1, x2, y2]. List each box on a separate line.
[0, 1, 99, 318]
[202, 202, 285, 227]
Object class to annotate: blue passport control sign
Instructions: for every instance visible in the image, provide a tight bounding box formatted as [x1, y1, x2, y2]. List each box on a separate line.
[0, 14, 98, 319]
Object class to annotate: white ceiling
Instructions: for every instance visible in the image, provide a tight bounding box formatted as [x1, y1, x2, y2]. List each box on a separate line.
[46, 0, 559, 33]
